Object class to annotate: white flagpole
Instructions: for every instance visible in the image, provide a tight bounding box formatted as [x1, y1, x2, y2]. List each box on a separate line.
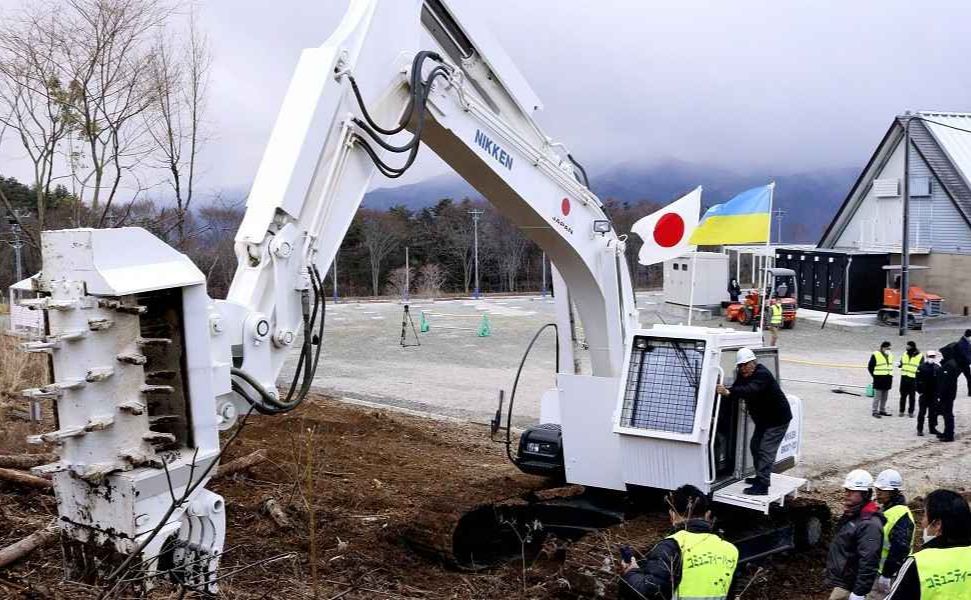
[686, 186, 702, 326]
[687, 250, 698, 325]
[758, 181, 776, 335]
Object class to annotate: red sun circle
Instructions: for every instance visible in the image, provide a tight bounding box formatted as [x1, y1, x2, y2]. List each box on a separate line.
[653, 213, 685, 248]
[561, 198, 571, 216]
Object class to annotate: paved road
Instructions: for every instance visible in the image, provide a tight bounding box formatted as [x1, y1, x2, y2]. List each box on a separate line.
[283, 294, 971, 494]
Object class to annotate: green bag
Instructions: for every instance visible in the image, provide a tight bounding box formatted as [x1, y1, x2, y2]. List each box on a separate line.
[865, 383, 874, 397]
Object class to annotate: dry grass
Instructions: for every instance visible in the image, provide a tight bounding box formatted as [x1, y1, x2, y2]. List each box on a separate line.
[0, 332, 49, 422]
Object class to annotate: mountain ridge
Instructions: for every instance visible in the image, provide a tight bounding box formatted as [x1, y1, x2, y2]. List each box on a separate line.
[362, 160, 861, 243]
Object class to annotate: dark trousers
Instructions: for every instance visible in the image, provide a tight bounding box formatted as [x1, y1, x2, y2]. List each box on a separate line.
[750, 424, 788, 487]
[939, 395, 955, 440]
[917, 394, 939, 434]
[963, 363, 971, 396]
[899, 378, 916, 414]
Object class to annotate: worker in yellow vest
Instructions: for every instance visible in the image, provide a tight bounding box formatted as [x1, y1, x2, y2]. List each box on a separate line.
[767, 298, 783, 346]
[896, 342, 923, 417]
[884, 489, 971, 599]
[620, 484, 739, 600]
[869, 341, 895, 418]
[871, 470, 915, 598]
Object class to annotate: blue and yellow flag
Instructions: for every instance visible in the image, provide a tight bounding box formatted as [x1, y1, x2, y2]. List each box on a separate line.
[688, 184, 773, 245]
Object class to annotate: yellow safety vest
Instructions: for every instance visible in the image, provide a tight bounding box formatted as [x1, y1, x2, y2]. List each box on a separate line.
[900, 353, 922, 379]
[913, 545, 971, 599]
[872, 351, 894, 377]
[880, 504, 914, 572]
[770, 304, 783, 326]
[669, 530, 739, 600]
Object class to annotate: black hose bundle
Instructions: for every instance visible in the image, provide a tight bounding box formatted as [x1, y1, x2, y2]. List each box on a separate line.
[232, 266, 326, 415]
[347, 51, 450, 179]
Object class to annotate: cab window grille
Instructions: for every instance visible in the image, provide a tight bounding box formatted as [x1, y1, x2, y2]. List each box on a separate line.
[619, 337, 705, 434]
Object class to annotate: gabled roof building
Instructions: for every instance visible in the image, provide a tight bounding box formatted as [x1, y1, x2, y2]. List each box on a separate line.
[818, 111, 971, 315]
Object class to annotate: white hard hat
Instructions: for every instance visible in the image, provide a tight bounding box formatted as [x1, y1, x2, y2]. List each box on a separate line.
[736, 347, 757, 365]
[843, 469, 874, 491]
[874, 469, 903, 491]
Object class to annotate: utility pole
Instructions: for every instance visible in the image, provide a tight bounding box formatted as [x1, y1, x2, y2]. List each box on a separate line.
[541, 251, 547, 299]
[773, 208, 786, 244]
[900, 113, 912, 336]
[468, 209, 483, 299]
[404, 245, 410, 302]
[7, 214, 24, 282]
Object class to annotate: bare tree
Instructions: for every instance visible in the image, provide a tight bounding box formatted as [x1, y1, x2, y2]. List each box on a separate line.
[58, 0, 171, 226]
[0, 6, 78, 235]
[359, 210, 401, 296]
[191, 195, 244, 298]
[384, 265, 410, 299]
[416, 263, 445, 299]
[425, 200, 476, 293]
[146, 6, 210, 249]
[485, 211, 528, 292]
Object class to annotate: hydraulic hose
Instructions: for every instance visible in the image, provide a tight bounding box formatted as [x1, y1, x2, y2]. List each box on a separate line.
[504, 322, 559, 465]
[348, 50, 450, 179]
[346, 50, 441, 136]
[232, 267, 327, 415]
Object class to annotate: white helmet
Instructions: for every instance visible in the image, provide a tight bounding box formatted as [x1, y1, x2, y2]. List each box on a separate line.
[736, 347, 757, 365]
[843, 469, 874, 491]
[874, 469, 903, 491]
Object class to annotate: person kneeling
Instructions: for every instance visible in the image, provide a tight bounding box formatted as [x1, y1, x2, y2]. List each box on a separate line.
[619, 485, 738, 600]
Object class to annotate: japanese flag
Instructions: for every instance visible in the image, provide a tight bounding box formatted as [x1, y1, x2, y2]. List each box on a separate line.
[631, 186, 701, 266]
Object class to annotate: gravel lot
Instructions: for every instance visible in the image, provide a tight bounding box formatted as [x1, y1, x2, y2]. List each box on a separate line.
[284, 292, 971, 495]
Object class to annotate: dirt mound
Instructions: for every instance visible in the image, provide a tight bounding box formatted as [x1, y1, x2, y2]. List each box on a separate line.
[0, 394, 833, 599]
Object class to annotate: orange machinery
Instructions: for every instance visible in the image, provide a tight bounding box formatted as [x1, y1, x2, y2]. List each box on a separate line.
[726, 267, 798, 328]
[877, 266, 944, 329]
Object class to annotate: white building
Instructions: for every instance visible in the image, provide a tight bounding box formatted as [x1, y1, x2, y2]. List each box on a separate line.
[818, 111, 971, 315]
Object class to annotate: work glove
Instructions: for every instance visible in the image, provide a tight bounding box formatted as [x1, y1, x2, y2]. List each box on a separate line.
[848, 594, 866, 600]
[876, 576, 892, 592]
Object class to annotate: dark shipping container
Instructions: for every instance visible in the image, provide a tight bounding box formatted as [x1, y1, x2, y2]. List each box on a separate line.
[774, 249, 890, 314]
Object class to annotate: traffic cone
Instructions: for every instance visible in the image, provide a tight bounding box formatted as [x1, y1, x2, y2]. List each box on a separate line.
[420, 311, 430, 333]
[476, 314, 491, 337]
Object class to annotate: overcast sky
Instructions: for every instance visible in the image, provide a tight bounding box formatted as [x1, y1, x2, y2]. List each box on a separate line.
[2, 0, 970, 197]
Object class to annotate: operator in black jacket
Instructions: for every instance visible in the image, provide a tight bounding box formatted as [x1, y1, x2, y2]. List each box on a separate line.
[716, 347, 792, 496]
[619, 485, 738, 600]
[936, 358, 960, 442]
[914, 351, 942, 437]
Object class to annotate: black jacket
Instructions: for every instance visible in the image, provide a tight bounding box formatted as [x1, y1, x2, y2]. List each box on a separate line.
[916, 361, 941, 399]
[619, 519, 737, 600]
[880, 494, 915, 579]
[868, 351, 894, 391]
[825, 501, 886, 596]
[727, 364, 792, 428]
[884, 536, 971, 599]
[940, 340, 971, 370]
[939, 359, 961, 405]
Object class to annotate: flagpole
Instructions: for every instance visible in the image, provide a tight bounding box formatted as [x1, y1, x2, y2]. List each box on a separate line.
[687, 250, 698, 325]
[758, 181, 776, 336]
[686, 186, 702, 326]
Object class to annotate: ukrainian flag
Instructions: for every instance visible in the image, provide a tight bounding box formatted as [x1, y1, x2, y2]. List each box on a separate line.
[688, 184, 773, 245]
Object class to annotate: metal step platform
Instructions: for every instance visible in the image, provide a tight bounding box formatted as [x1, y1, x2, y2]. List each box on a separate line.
[713, 473, 807, 514]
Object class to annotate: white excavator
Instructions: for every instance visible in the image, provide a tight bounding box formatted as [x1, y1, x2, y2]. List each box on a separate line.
[13, 0, 826, 592]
